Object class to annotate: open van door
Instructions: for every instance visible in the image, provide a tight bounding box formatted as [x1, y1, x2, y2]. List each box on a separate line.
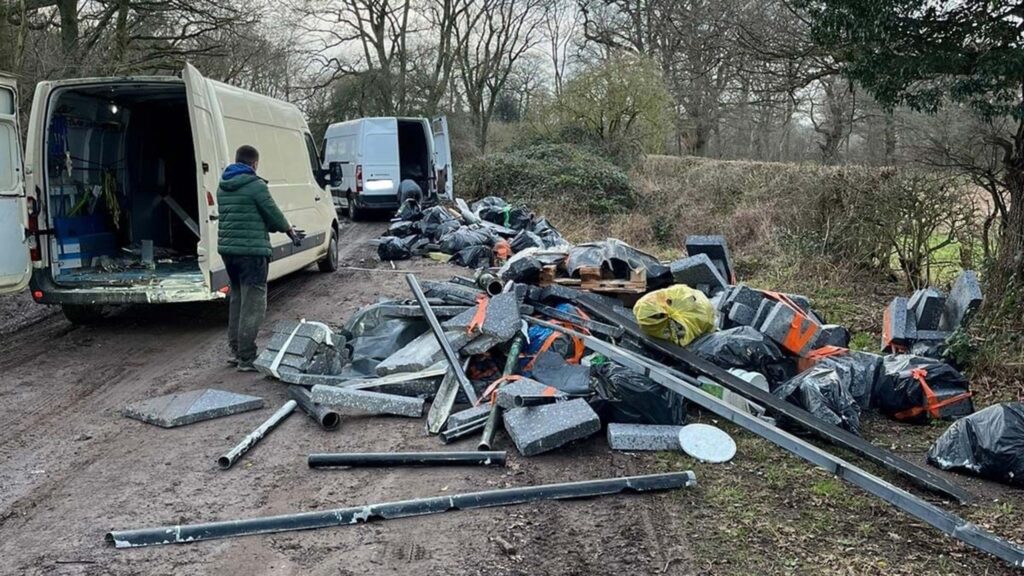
[0, 76, 31, 295]
[432, 116, 453, 200]
[182, 63, 220, 288]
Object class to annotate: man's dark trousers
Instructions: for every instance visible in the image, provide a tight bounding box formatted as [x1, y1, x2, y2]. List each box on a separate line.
[224, 255, 269, 363]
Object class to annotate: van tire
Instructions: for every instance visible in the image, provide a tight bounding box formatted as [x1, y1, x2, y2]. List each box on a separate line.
[61, 304, 106, 325]
[346, 195, 363, 221]
[318, 230, 339, 273]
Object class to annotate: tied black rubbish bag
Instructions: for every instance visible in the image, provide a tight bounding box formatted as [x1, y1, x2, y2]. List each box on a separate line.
[451, 245, 492, 268]
[876, 354, 974, 423]
[471, 196, 507, 212]
[420, 206, 458, 241]
[800, 347, 883, 409]
[774, 364, 861, 435]
[377, 236, 411, 261]
[591, 363, 687, 425]
[510, 230, 544, 252]
[927, 402, 1024, 486]
[439, 227, 493, 254]
[687, 327, 794, 386]
[479, 204, 533, 230]
[387, 220, 419, 238]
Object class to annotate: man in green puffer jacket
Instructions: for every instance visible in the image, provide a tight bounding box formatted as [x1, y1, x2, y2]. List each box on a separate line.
[218, 145, 303, 371]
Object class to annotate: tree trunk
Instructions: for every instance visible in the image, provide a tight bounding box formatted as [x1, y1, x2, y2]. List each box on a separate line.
[58, 0, 78, 68]
[990, 158, 1024, 307]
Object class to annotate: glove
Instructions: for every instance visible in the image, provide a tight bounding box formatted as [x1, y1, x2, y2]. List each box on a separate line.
[287, 227, 306, 246]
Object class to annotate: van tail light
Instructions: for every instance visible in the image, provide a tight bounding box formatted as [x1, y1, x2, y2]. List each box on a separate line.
[355, 164, 363, 194]
[32, 290, 44, 301]
[27, 212, 41, 262]
[207, 191, 216, 206]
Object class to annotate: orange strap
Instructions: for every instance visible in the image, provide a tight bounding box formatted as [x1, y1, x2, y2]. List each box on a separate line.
[493, 240, 511, 262]
[467, 294, 489, 335]
[894, 368, 973, 420]
[477, 374, 524, 406]
[798, 345, 849, 372]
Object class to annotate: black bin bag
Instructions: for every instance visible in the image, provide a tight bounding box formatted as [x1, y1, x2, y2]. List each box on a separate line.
[377, 236, 411, 260]
[774, 364, 861, 435]
[687, 326, 794, 386]
[591, 363, 687, 425]
[876, 354, 974, 423]
[927, 402, 1024, 486]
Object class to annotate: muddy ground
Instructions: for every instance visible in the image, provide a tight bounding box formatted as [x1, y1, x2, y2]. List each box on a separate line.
[0, 221, 1020, 576]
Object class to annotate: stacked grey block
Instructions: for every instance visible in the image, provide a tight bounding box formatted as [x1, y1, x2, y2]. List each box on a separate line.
[310, 385, 425, 417]
[909, 288, 945, 330]
[757, 301, 822, 355]
[814, 324, 851, 349]
[442, 292, 521, 342]
[944, 270, 983, 329]
[255, 320, 348, 378]
[607, 423, 684, 451]
[882, 296, 915, 351]
[685, 235, 735, 283]
[502, 398, 601, 456]
[669, 253, 727, 297]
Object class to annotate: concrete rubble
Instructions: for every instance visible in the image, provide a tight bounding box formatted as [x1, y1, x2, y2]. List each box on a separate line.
[607, 423, 684, 451]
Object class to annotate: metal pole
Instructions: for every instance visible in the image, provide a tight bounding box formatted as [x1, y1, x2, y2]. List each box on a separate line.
[308, 451, 506, 468]
[528, 317, 1024, 568]
[478, 334, 525, 451]
[407, 274, 478, 404]
[439, 417, 488, 443]
[106, 472, 697, 548]
[531, 302, 625, 339]
[513, 394, 561, 408]
[287, 386, 340, 431]
[217, 400, 297, 470]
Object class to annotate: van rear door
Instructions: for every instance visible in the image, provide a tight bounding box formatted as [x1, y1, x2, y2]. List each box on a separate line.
[432, 116, 453, 200]
[360, 118, 400, 206]
[182, 63, 218, 289]
[0, 76, 31, 295]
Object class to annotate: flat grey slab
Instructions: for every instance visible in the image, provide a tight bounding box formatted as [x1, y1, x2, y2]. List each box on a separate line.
[123, 389, 265, 428]
[443, 292, 520, 343]
[502, 398, 600, 456]
[375, 329, 472, 376]
[495, 378, 566, 409]
[607, 423, 684, 451]
[678, 423, 736, 463]
[310, 385, 425, 418]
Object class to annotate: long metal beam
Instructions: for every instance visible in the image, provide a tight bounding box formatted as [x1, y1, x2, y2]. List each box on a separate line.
[308, 451, 506, 468]
[573, 294, 971, 504]
[407, 274, 478, 405]
[529, 317, 1024, 568]
[105, 472, 696, 548]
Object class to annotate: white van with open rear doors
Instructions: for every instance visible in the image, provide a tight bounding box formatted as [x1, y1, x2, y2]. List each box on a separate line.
[322, 116, 452, 220]
[0, 65, 344, 324]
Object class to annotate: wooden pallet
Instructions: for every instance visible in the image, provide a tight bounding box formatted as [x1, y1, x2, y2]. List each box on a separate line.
[579, 266, 647, 294]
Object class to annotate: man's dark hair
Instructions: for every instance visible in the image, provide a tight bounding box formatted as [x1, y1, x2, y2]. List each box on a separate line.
[235, 145, 259, 166]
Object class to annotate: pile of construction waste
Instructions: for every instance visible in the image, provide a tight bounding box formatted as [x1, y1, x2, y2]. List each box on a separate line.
[109, 204, 1024, 565]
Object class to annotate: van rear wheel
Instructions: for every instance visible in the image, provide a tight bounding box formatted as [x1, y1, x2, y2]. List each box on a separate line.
[318, 230, 339, 273]
[346, 195, 363, 221]
[61, 304, 106, 325]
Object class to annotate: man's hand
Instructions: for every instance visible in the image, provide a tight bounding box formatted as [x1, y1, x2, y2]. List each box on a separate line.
[286, 226, 306, 247]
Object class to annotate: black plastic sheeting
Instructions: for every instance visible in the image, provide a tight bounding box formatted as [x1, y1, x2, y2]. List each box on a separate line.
[480, 204, 533, 230]
[774, 364, 861, 435]
[439, 227, 495, 254]
[343, 303, 428, 377]
[687, 327, 795, 386]
[591, 363, 687, 425]
[928, 402, 1024, 486]
[378, 236, 412, 261]
[420, 206, 459, 241]
[875, 355, 974, 422]
[510, 230, 544, 252]
[451, 245, 492, 268]
[566, 239, 672, 288]
[811, 352, 882, 409]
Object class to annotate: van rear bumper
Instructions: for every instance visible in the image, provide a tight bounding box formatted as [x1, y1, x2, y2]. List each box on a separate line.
[353, 192, 399, 209]
[29, 269, 223, 305]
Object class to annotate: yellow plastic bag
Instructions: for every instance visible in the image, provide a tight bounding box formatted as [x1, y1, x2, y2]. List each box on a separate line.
[633, 285, 716, 346]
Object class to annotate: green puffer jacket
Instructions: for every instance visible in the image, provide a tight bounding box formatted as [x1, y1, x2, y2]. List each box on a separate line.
[216, 170, 290, 257]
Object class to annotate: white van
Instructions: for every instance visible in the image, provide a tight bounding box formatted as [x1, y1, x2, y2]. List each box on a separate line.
[0, 65, 343, 323]
[322, 116, 452, 220]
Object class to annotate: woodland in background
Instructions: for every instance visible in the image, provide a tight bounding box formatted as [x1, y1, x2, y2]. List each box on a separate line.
[2, 0, 1022, 369]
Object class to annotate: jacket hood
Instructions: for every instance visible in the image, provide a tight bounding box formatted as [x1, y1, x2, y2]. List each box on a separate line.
[219, 163, 261, 191]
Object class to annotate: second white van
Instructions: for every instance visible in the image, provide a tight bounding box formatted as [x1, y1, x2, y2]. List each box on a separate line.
[322, 116, 452, 220]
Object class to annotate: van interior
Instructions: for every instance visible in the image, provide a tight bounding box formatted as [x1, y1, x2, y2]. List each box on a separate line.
[397, 119, 431, 197]
[44, 83, 202, 286]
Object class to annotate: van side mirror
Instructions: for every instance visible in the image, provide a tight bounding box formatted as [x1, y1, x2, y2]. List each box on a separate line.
[328, 162, 343, 187]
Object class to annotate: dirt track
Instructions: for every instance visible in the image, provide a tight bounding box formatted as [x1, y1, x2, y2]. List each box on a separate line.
[0, 221, 696, 576]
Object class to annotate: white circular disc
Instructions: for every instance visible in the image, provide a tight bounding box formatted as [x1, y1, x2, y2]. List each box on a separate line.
[678, 423, 736, 463]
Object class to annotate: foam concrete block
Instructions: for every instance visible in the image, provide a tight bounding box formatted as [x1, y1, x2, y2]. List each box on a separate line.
[752, 299, 774, 330]
[759, 302, 822, 356]
[496, 377, 566, 409]
[728, 302, 756, 327]
[669, 253, 727, 296]
[502, 398, 600, 456]
[444, 404, 492, 430]
[310, 385, 425, 417]
[909, 288, 945, 330]
[123, 389, 265, 428]
[730, 284, 766, 311]
[530, 351, 591, 395]
[607, 423, 684, 451]
[685, 235, 735, 283]
[443, 292, 520, 342]
[882, 297, 916, 351]
[944, 270, 983, 330]
[375, 329, 473, 376]
[813, 324, 850, 349]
